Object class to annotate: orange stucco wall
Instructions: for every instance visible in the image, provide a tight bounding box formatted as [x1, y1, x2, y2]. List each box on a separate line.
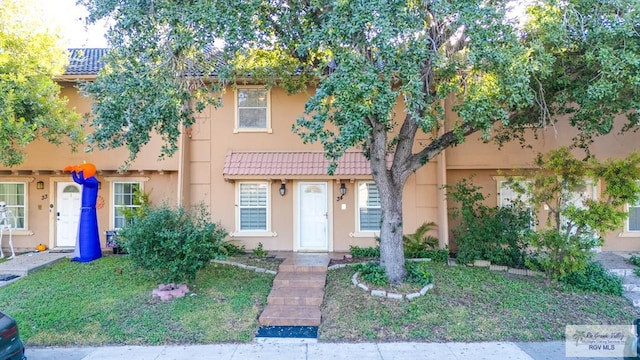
[445, 115, 640, 252]
[0, 82, 179, 253]
[186, 86, 441, 252]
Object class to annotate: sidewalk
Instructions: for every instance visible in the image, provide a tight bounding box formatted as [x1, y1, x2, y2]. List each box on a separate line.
[24, 341, 622, 360]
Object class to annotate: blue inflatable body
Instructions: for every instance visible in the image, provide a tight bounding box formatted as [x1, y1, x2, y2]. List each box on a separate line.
[70, 171, 102, 262]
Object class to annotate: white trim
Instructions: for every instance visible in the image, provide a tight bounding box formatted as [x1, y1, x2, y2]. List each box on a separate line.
[233, 86, 272, 133]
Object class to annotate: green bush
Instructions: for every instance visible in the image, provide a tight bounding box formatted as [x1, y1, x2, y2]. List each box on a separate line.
[405, 261, 433, 286]
[355, 261, 433, 286]
[448, 179, 533, 268]
[561, 261, 623, 296]
[349, 245, 448, 263]
[403, 222, 439, 258]
[119, 203, 228, 284]
[407, 249, 449, 263]
[355, 262, 388, 286]
[525, 230, 601, 282]
[350, 245, 380, 258]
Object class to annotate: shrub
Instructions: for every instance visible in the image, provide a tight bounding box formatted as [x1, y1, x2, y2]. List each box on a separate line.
[355, 261, 433, 287]
[119, 203, 228, 284]
[252, 242, 268, 258]
[407, 249, 449, 263]
[561, 261, 623, 296]
[355, 262, 388, 286]
[350, 245, 380, 258]
[447, 179, 533, 268]
[525, 230, 601, 282]
[403, 222, 438, 258]
[404, 261, 433, 286]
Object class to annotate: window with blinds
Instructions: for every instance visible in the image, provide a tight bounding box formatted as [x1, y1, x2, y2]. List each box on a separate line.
[238, 182, 268, 231]
[357, 182, 381, 232]
[0, 182, 25, 229]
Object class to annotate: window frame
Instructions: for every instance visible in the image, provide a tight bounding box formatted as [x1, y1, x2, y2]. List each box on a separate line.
[234, 86, 272, 133]
[0, 181, 28, 230]
[496, 178, 534, 229]
[236, 181, 271, 234]
[627, 181, 640, 233]
[112, 181, 142, 230]
[356, 181, 382, 233]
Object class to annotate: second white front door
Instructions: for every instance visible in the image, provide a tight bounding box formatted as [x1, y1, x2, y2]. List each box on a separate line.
[297, 182, 329, 251]
[56, 182, 81, 247]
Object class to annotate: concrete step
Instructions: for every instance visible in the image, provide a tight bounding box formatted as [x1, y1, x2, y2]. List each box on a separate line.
[608, 268, 636, 277]
[278, 263, 328, 273]
[267, 287, 324, 306]
[272, 271, 326, 289]
[624, 291, 640, 308]
[259, 305, 321, 326]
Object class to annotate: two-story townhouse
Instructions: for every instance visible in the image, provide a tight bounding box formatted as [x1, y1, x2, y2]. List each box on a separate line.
[2, 47, 640, 255]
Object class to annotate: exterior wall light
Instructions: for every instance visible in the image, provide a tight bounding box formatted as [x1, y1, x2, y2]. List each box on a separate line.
[279, 183, 286, 196]
[36, 181, 44, 190]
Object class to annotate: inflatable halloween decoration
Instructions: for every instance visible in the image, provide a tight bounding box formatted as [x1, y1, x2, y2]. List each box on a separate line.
[63, 162, 102, 262]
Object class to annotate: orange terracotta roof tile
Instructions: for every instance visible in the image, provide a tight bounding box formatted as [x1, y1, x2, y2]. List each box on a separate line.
[223, 151, 373, 177]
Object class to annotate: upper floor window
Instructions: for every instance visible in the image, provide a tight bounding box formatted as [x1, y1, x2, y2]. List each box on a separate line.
[358, 182, 381, 232]
[0, 182, 25, 229]
[235, 87, 271, 132]
[113, 182, 141, 229]
[238, 182, 269, 232]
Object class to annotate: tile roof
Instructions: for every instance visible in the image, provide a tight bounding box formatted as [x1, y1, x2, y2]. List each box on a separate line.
[223, 151, 374, 178]
[65, 48, 109, 76]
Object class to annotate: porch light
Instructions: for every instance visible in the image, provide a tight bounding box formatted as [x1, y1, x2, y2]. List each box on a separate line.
[340, 183, 346, 196]
[279, 183, 286, 196]
[36, 181, 44, 190]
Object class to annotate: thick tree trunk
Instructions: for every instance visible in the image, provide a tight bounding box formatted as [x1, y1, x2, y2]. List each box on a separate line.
[378, 186, 406, 284]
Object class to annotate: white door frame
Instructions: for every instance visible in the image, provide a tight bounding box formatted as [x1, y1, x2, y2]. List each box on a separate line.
[294, 181, 332, 252]
[48, 177, 81, 249]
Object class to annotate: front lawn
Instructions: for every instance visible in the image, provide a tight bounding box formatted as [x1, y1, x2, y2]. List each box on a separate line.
[0, 256, 273, 346]
[320, 263, 640, 342]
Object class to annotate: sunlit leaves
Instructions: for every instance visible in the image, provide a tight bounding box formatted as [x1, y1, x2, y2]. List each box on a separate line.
[0, 0, 81, 166]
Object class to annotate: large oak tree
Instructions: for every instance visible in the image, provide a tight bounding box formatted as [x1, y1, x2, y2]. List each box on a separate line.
[81, 0, 640, 283]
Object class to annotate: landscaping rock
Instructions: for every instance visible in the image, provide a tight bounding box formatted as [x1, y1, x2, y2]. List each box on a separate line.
[371, 290, 387, 297]
[152, 283, 189, 301]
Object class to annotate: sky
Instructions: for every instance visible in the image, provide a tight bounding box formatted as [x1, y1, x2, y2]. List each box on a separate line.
[36, 0, 108, 48]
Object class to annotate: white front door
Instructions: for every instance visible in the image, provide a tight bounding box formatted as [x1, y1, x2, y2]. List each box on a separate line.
[56, 182, 81, 247]
[297, 182, 329, 251]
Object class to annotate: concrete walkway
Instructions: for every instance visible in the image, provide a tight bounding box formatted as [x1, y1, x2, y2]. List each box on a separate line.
[0, 250, 71, 287]
[595, 251, 640, 307]
[23, 341, 623, 360]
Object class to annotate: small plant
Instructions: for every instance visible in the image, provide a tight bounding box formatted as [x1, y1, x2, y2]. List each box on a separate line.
[223, 241, 246, 257]
[355, 262, 388, 286]
[349, 245, 380, 258]
[628, 255, 640, 277]
[252, 242, 268, 258]
[119, 202, 228, 284]
[404, 261, 433, 286]
[561, 261, 623, 296]
[403, 222, 439, 258]
[355, 261, 433, 287]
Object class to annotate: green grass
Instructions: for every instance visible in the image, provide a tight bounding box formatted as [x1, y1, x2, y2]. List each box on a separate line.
[0, 256, 273, 346]
[320, 263, 640, 342]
